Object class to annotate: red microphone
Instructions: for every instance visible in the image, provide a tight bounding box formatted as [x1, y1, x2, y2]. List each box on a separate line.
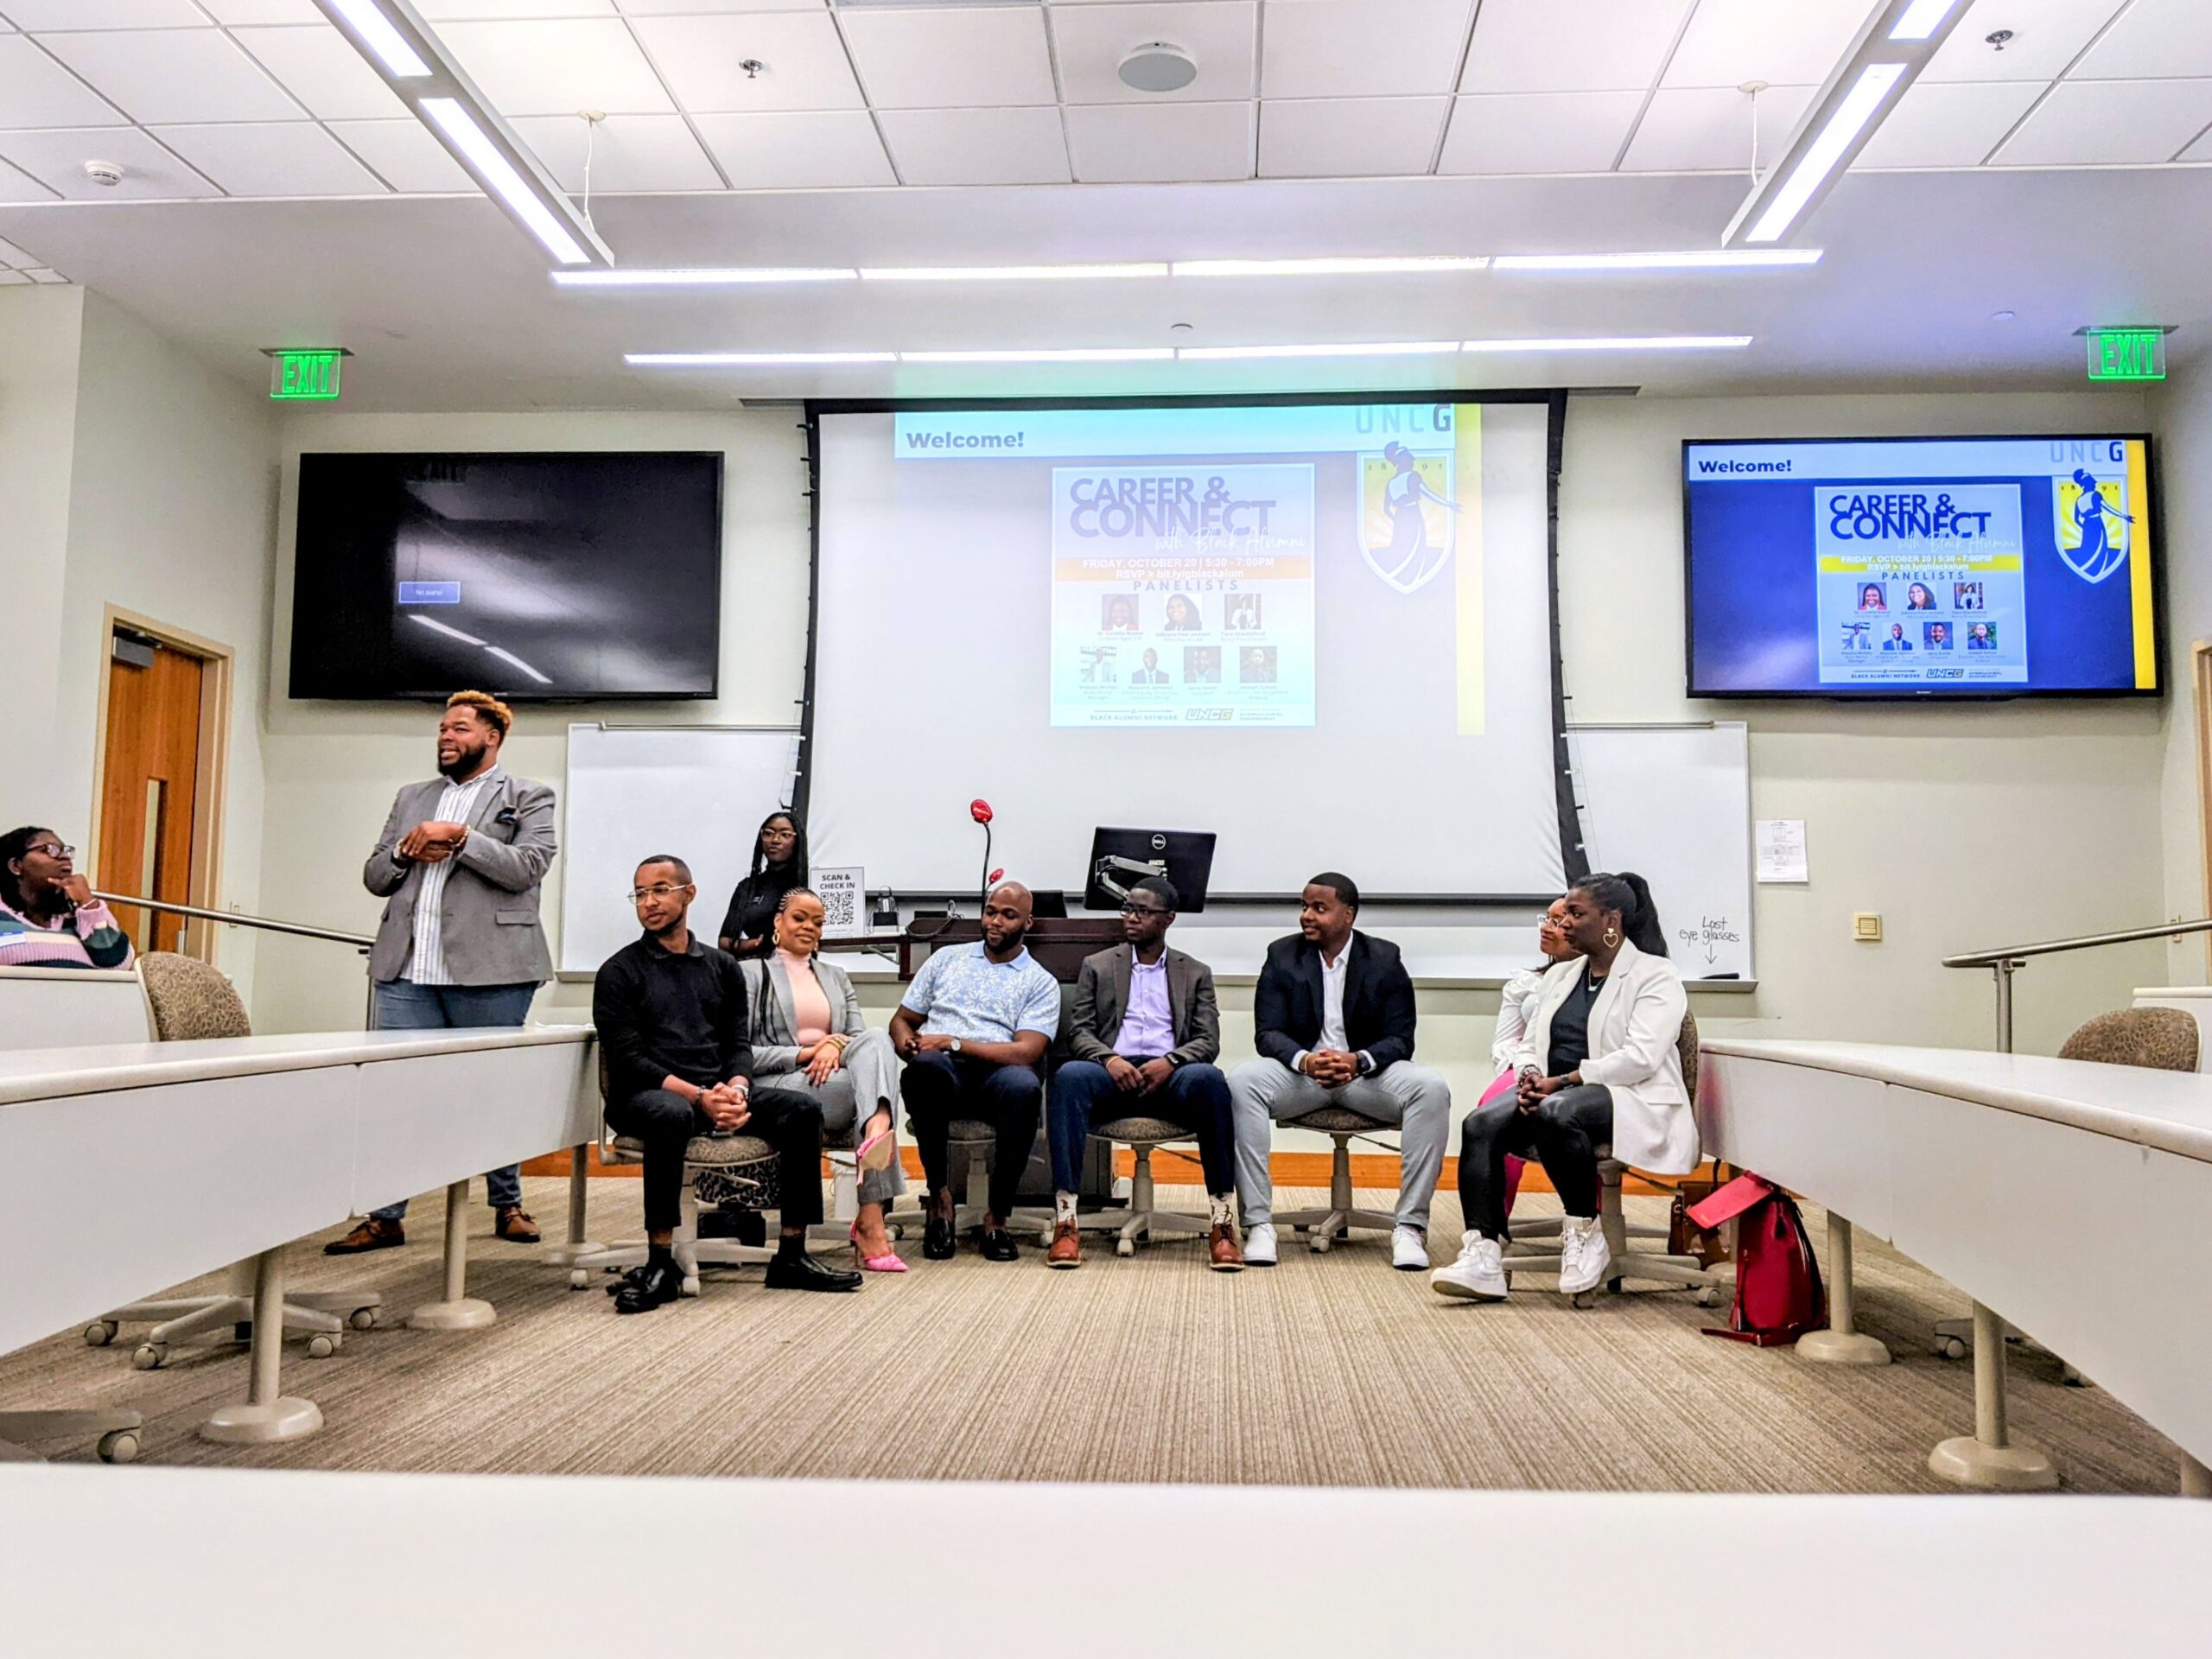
[969, 799, 994, 824]
[988, 868, 1005, 885]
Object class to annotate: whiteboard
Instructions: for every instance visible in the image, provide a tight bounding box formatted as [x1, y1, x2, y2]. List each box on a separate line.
[558, 726, 801, 975]
[1567, 723, 1753, 982]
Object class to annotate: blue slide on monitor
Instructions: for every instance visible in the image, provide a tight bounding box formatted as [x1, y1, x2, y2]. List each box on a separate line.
[1683, 436, 2158, 698]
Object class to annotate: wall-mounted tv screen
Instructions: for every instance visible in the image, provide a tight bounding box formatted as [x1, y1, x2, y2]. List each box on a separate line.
[289, 451, 721, 701]
[1684, 435, 2158, 699]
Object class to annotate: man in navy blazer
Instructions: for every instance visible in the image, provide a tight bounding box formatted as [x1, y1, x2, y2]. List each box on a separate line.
[1228, 872, 1452, 1270]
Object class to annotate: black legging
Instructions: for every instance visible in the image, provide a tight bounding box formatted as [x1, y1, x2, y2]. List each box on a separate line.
[1457, 1083, 1613, 1239]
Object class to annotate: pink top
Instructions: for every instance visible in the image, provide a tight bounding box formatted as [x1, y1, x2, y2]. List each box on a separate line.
[779, 948, 835, 1046]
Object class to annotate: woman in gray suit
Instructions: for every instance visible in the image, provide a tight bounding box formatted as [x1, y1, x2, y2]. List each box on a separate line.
[742, 888, 908, 1271]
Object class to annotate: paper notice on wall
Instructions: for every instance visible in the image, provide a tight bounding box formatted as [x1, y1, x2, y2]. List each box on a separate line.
[814, 866, 865, 937]
[1754, 820, 1808, 885]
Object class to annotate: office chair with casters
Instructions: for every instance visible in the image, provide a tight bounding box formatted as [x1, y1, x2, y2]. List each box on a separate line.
[86, 954, 380, 1369]
[1274, 1106, 1400, 1252]
[1503, 1011, 1729, 1307]
[1053, 1117, 1210, 1256]
[914, 1118, 1054, 1238]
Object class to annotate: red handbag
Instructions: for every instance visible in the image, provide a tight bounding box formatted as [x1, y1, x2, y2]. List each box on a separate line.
[1689, 1173, 1826, 1346]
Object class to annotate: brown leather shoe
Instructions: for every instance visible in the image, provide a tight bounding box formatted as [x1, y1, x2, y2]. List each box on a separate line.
[1208, 1223, 1245, 1273]
[324, 1217, 404, 1255]
[494, 1205, 541, 1243]
[1046, 1219, 1082, 1268]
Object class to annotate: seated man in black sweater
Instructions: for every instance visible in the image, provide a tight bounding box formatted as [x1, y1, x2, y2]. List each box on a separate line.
[592, 854, 861, 1313]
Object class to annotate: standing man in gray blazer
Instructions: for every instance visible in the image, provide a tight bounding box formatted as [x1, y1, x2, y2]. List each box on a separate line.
[326, 690, 558, 1255]
[1046, 876, 1243, 1271]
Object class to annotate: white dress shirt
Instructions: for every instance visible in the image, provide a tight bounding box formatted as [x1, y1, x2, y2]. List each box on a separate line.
[404, 767, 498, 987]
[1294, 943, 1372, 1075]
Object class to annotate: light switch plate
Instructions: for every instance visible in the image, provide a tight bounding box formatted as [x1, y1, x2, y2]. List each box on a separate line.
[1853, 912, 1883, 942]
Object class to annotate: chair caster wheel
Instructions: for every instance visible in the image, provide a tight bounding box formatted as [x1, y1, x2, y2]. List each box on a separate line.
[349, 1307, 378, 1330]
[131, 1343, 166, 1371]
[1310, 1235, 1332, 1254]
[1694, 1285, 1724, 1308]
[84, 1321, 118, 1348]
[1937, 1336, 1967, 1361]
[888, 1223, 905, 1243]
[306, 1333, 339, 1359]
[569, 1269, 589, 1290]
[98, 1430, 142, 1465]
[1291, 1224, 1308, 1235]
[1116, 1238, 1135, 1258]
[1571, 1288, 1598, 1310]
[681, 1275, 701, 1297]
[1038, 1229, 1055, 1249]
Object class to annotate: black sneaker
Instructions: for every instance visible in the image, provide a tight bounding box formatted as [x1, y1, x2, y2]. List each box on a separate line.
[923, 1213, 957, 1260]
[764, 1249, 862, 1293]
[613, 1259, 683, 1315]
[980, 1227, 1020, 1262]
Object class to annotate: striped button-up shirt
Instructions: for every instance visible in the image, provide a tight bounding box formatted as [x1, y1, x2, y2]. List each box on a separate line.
[404, 767, 499, 987]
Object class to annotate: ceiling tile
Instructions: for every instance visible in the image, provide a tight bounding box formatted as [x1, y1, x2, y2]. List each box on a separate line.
[691, 109, 895, 188]
[841, 6, 1057, 109]
[2075, 0, 2212, 80]
[0, 35, 129, 127]
[3, 1, 207, 25]
[439, 19, 676, 117]
[1619, 82, 1814, 171]
[1063, 99, 1252, 181]
[0, 232, 37, 264]
[630, 12, 864, 112]
[1459, 0, 1690, 94]
[0, 154, 56, 202]
[233, 24, 409, 121]
[875, 105, 1067, 185]
[1436, 90, 1644, 175]
[151, 121, 389, 195]
[417, 2, 617, 17]
[325, 118, 476, 192]
[619, 2, 823, 11]
[200, 2, 325, 21]
[1923, 0, 2128, 84]
[1854, 79, 2042, 168]
[39, 29, 305, 124]
[1661, 0, 1869, 90]
[1261, 0, 1472, 99]
[1993, 77, 2212, 164]
[509, 111, 721, 191]
[0, 125, 216, 198]
[1051, 3, 1256, 105]
[1257, 94, 1447, 178]
[0, 270, 29, 284]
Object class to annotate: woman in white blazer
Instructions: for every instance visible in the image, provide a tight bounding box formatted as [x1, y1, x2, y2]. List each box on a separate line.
[1433, 872, 1692, 1304]
[1488, 896, 1574, 1077]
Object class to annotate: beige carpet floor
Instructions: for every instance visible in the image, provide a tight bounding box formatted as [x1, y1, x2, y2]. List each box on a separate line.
[1, 1178, 2180, 1493]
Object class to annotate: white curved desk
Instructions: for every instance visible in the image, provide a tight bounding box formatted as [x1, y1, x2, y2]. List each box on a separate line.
[1699, 1039, 2212, 1492]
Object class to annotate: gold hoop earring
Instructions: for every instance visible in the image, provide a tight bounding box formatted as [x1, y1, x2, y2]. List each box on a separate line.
[1603, 925, 1620, 948]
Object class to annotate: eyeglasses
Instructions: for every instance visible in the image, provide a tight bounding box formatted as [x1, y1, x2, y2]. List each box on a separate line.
[1119, 903, 1169, 918]
[24, 842, 73, 860]
[626, 883, 690, 904]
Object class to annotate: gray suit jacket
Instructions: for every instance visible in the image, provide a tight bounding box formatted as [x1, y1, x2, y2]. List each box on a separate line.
[1067, 943, 1220, 1068]
[362, 771, 557, 986]
[739, 953, 868, 1073]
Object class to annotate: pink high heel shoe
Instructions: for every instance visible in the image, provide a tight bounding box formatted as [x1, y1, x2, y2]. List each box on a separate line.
[856, 1121, 897, 1174]
[851, 1221, 907, 1273]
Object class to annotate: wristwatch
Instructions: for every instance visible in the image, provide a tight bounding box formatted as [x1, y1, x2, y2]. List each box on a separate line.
[950, 1037, 964, 1055]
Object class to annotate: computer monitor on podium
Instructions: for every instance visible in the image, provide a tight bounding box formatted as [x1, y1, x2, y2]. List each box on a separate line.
[1084, 828, 1217, 913]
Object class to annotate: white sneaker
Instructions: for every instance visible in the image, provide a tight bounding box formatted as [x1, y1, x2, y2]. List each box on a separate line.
[1243, 1223, 1278, 1267]
[1391, 1224, 1429, 1271]
[1559, 1216, 1611, 1295]
[1430, 1231, 1508, 1300]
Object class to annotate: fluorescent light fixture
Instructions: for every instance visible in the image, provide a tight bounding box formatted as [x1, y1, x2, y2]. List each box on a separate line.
[1724, 0, 1969, 247]
[1889, 0, 1964, 41]
[1492, 250, 1821, 271]
[1176, 340, 1459, 360]
[485, 646, 552, 686]
[407, 614, 486, 647]
[626, 352, 898, 366]
[420, 98, 590, 266]
[899, 348, 1175, 364]
[858, 264, 1169, 283]
[1172, 256, 1489, 278]
[325, 0, 431, 77]
[1459, 336, 1752, 353]
[557, 267, 859, 288]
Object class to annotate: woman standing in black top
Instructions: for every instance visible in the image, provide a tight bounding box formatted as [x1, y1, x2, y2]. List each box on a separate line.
[717, 810, 807, 958]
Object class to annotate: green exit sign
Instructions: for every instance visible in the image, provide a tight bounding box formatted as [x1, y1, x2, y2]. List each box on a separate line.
[2085, 327, 2166, 382]
[267, 348, 346, 401]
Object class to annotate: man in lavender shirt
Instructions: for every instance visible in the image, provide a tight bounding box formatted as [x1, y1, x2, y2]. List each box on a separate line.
[1046, 876, 1243, 1271]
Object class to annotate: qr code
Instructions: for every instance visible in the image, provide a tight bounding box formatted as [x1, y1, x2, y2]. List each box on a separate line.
[814, 868, 863, 936]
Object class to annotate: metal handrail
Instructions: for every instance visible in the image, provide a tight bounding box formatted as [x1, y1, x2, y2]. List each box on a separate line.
[1943, 917, 2212, 1052]
[92, 891, 373, 950]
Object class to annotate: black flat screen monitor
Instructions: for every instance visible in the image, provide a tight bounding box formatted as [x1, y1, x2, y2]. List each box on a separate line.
[289, 451, 722, 701]
[1083, 828, 1217, 913]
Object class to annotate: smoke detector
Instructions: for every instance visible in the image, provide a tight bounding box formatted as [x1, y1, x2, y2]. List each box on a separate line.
[83, 160, 125, 188]
[1118, 42, 1197, 94]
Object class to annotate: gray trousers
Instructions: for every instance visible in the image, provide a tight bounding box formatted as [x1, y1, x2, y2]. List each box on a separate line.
[1227, 1057, 1452, 1231]
[751, 1028, 907, 1206]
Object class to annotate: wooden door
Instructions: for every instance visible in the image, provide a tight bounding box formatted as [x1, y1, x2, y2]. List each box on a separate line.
[98, 633, 205, 956]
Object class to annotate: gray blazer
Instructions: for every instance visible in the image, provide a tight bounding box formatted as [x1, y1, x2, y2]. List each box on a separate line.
[362, 771, 557, 986]
[740, 953, 868, 1072]
[1067, 944, 1221, 1068]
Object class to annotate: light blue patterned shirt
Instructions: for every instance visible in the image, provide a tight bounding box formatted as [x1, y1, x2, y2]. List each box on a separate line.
[902, 943, 1061, 1044]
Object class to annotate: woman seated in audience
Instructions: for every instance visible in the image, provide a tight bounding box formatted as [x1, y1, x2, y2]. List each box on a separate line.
[0, 827, 134, 969]
[1433, 871, 1691, 1305]
[718, 810, 807, 959]
[741, 888, 907, 1270]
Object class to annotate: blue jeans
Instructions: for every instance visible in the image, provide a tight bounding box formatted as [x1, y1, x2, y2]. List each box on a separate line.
[1049, 1059, 1236, 1197]
[368, 978, 537, 1221]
